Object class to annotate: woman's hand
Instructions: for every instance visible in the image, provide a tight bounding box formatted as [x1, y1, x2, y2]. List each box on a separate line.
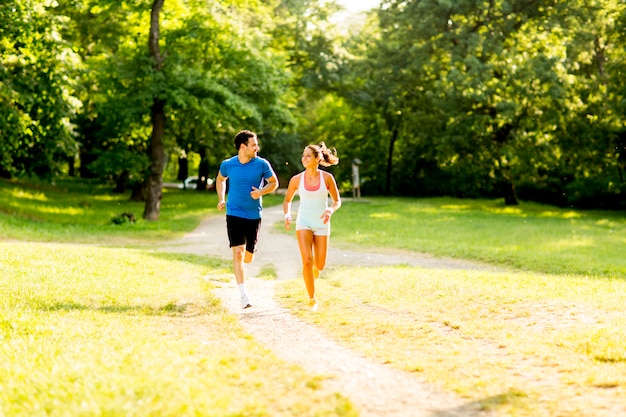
[321, 208, 333, 224]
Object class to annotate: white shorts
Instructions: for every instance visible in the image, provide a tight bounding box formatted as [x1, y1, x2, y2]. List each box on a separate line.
[296, 222, 330, 236]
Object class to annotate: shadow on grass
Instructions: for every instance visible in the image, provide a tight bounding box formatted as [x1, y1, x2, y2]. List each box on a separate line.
[41, 301, 190, 315]
[430, 390, 526, 416]
[147, 251, 231, 270]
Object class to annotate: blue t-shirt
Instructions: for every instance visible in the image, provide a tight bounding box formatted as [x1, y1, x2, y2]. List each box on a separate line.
[219, 156, 275, 219]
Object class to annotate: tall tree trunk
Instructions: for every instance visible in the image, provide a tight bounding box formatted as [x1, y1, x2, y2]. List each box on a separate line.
[502, 179, 519, 206]
[497, 163, 519, 206]
[143, 0, 166, 221]
[177, 149, 188, 182]
[385, 127, 398, 196]
[384, 112, 401, 196]
[197, 147, 211, 191]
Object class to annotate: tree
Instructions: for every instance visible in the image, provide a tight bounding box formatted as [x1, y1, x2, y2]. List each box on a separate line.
[0, 0, 79, 179]
[57, 0, 296, 212]
[551, 0, 626, 208]
[143, 0, 166, 220]
[334, 0, 625, 206]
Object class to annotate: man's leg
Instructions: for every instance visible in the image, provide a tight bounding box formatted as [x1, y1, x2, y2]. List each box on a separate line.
[227, 216, 252, 309]
[243, 218, 261, 266]
[232, 244, 251, 308]
[232, 244, 246, 284]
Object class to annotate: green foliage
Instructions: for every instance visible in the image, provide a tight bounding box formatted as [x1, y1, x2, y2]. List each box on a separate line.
[0, 0, 80, 179]
[2, 0, 625, 209]
[87, 143, 151, 189]
[111, 211, 136, 225]
[161, 1, 296, 172]
[1, 0, 298, 193]
[324, 0, 626, 207]
[564, 176, 626, 210]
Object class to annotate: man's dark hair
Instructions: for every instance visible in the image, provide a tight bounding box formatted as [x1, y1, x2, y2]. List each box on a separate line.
[234, 130, 257, 151]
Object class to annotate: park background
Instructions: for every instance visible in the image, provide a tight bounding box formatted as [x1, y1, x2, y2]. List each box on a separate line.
[2, 2, 626, 415]
[1, 0, 625, 219]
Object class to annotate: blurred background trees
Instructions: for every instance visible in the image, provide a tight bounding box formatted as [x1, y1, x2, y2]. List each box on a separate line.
[1, 0, 624, 215]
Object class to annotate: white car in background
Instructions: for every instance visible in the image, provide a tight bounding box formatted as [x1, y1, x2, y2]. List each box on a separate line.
[178, 176, 214, 190]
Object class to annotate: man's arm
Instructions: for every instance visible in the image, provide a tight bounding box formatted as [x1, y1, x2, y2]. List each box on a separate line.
[262, 174, 279, 195]
[216, 171, 227, 211]
[250, 173, 278, 200]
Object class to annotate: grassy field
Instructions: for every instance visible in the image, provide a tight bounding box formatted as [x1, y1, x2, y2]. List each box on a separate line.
[0, 178, 353, 417]
[2, 177, 625, 416]
[327, 197, 626, 278]
[0, 178, 212, 244]
[277, 197, 626, 416]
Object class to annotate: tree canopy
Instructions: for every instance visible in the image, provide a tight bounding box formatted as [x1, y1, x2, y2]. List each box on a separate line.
[1, 0, 624, 212]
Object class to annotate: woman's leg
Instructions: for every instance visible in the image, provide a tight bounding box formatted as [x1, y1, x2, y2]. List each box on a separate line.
[296, 229, 315, 299]
[312, 234, 329, 276]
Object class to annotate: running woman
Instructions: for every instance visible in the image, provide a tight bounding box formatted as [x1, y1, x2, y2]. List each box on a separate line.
[282, 143, 341, 311]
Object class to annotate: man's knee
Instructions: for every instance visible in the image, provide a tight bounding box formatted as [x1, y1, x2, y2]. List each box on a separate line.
[232, 246, 245, 260]
[244, 251, 255, 264]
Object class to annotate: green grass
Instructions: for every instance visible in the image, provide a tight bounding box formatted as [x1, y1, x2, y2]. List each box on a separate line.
[278, 266, 626, 416]
[0, 242, 354, 417]
[328, 197, 626, 278]
[275, 197, 626, 417]
[0, 177, 284, 244]
[0, 179, 352, 417]
[2, 178, 626, 417]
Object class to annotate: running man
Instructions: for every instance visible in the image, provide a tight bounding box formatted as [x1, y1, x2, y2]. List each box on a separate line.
[216, 130, 279, 308]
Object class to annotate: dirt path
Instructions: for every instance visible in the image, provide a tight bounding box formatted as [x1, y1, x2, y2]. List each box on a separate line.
[161, 203, 496, 417]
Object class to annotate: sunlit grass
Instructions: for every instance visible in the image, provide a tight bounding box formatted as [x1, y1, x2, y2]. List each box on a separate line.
[0, 178, 285, 245]
[3, 178, 626, 416]
[0, 241, 354, 417]
[0, 179, 351, 416]
[274, 195, 625, 416]
[329, 197, 626, 278]
[0, 178, 217, 244]
[277, 265, 626, 417]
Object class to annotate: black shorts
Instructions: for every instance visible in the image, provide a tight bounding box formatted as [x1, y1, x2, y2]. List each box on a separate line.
[226, 215, 262, 254]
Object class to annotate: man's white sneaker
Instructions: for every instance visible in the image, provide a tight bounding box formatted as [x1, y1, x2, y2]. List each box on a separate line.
[241, 294, 252, 309]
